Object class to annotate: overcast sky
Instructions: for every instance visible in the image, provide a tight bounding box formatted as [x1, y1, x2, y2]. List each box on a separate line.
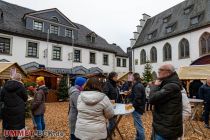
[4, 0, 184, 51]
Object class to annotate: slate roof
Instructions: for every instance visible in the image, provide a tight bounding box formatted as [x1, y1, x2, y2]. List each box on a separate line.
[134, 0, 210, 48]
[0, 0, 127, 57]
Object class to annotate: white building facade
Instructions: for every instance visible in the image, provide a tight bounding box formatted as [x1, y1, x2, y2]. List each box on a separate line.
[131, 0, 210, 76]
[0, 1, 128, 75]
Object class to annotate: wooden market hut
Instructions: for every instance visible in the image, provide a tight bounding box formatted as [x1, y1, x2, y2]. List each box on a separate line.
[27, 69, 62, 102]
[0, 62, 27, 86]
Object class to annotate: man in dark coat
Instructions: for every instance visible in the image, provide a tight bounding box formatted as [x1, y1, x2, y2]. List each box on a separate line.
[129, 73, 146, 140]
[189, 80, 203, 98]
[1, 73, 28, 140]
[199, 77, 210, 128]
[149, 64, 183, 140]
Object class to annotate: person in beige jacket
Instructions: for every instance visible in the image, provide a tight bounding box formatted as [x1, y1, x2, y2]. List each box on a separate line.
[75, 78, 115, 140]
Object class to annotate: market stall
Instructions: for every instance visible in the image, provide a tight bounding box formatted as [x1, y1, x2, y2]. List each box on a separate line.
[0, 62, 27, 86]
[27, 69, 62, 102]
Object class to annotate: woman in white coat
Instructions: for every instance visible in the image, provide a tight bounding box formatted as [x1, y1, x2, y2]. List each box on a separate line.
[75, 78, 115, 140]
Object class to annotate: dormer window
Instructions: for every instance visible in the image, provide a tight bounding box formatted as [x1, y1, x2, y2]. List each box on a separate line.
[166, 23, 176, 33]
[191, 16, 199, 25]
[190, 13, 203, 26]
[65, 29, 73, 38]
[184, 5, 194, 15]
[163, 15, 171, 23]
[148, 30, 157, 40]
[50, 25, 59, 35]
[51, 17, 59, 23]
[90, 36, 95, 43]
[87, 32, 97, 43]
[33, 21, 43, 31]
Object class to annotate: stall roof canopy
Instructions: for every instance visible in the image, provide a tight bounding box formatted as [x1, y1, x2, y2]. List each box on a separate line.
[28, 69, 62, 78]
[178, 65, 210, 80]
[0, 62, 27, 79]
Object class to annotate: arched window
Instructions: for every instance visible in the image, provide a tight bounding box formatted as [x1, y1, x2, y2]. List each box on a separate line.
[150, 47, 157, 63]
[179, 38, 190, 59]
[200, 32, 210, 56]
[51, 16, 59, 22]
[140, 49, 146, 64]
[163, 43, 172, 61]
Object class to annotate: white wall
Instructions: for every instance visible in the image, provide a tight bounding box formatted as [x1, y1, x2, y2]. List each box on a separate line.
[133, 27, 210, 74]
[0, 34, 129, 73]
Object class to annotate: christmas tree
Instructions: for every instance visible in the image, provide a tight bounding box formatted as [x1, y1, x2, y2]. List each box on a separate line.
[143, 60, 153, 83]
[58, 76, 69, 100]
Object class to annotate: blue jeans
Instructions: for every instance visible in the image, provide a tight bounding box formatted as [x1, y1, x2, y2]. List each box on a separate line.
[132, 111, 145, 140]
[204, 104, 210, 125]
[151, 129, 167, 140]
[154, 134, 167, 140]
[34, 114, 45, 132]
[108, 116, 117, 134]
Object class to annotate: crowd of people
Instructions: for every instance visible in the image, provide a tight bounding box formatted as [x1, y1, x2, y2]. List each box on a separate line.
[0, 63, 210, 140]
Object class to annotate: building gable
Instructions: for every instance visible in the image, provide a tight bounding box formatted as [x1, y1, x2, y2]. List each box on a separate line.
[24, 8, 78, 29]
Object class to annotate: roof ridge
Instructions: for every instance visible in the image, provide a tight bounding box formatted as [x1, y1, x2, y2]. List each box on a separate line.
[0, 0, 35, 12]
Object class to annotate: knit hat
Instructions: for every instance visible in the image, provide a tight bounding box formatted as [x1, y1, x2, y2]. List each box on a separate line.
[75, 77, 87, 87]
[36, 76, 45, 82]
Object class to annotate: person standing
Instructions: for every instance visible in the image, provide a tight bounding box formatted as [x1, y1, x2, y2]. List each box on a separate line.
[1, 73, 28, 140]
[189, 80, 203, 99]
[68, 77, 87, 140]
[75, 78, 114, 140]
[31, 76, 48, 137]
[145, 82, 153, 111]
[129, 73, 146, 140]
[103, 72, 121, 103]
[103, 72, 121, 134]
[199, 77, 210, 129]
[149, 64, 183, 140]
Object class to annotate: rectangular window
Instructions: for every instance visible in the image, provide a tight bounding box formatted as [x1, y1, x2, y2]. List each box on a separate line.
[0, 37, 10, 54]
[103, 54, 109, 65]
[52, 46, 61, 60]
[117, 58, 121, 67]
[27, 42, 38, 57]
[33, 21, 43, 31]
[50, 25, 59, 35]
[65, 29, 73, 37]
[74, 49, 81, 62]
[122, 59, 126, 67]
[90, 52, 96, 64]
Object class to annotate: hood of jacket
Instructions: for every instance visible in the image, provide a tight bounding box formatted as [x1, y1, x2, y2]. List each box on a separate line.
[4, 80, 23, 92]
[80, 91, 106, 106]
[69, 86, 80, 96]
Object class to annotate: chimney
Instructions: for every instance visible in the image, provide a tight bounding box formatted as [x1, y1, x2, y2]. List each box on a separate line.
[133, 32, 139, 40]
[130, 38, 136, 47]
[136, 25, 143, 33]
[140, 19, 146, 27]
[143, 13, 151, 21]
